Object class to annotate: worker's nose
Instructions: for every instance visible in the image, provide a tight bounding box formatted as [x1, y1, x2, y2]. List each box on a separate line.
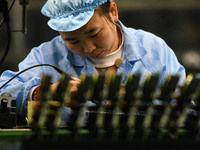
[83, 40, 96, 54]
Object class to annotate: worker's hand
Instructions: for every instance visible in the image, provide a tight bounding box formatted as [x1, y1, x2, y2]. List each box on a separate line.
[32, 77, 81, 107]
[50, 77, 81, 107]
[66, 77, 82, 107]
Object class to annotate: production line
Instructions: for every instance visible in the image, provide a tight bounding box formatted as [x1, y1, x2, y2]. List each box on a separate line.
[1, 73, 200, 149]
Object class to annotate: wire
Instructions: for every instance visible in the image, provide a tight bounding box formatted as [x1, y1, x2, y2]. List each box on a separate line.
[0, 0, 15, 67]
[0, 64, 73, 90]
[0, 19, 11, 66]
[0, 0, 16, 28]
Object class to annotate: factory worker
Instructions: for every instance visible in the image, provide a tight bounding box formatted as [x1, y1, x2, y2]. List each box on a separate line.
[0, 0, 186, 123]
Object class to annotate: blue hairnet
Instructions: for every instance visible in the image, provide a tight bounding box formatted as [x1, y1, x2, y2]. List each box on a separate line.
[41, 0, 112, 32]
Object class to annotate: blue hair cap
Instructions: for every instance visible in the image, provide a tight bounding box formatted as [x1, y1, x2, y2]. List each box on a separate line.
[41, 0, 112, 32]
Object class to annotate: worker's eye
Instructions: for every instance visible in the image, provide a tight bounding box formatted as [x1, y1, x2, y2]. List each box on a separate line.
[69, 40, 79, 44]
[91, 32, 100, 38]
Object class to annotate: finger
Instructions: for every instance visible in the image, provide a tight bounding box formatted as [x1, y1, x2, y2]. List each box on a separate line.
[71, 76, 81, 82]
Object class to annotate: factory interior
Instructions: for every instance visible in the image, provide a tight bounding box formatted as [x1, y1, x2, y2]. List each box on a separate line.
[1, 0, 200, 149]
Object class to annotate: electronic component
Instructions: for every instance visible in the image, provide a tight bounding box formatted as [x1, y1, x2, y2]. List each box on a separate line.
[0, 93, 16, 128]
[2, 73, 200, 149]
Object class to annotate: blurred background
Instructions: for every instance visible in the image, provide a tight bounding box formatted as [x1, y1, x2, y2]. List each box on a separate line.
[0, 0, 200, 75]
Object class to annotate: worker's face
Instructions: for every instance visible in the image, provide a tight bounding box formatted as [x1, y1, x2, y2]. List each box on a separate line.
[59, 2, 119, 58]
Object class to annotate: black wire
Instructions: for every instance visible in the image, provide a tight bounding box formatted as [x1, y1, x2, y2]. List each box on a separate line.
[0, 0, 16, 28]
[0, 64, 73, 90]
[0, 0, 15, 67]
[0, 19, 11, 66]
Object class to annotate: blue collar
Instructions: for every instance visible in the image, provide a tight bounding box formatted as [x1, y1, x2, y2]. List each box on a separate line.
[118, 20, 147, 62]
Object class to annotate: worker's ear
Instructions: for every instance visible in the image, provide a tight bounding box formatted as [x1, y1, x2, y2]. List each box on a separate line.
[109, 2, 119, 22]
